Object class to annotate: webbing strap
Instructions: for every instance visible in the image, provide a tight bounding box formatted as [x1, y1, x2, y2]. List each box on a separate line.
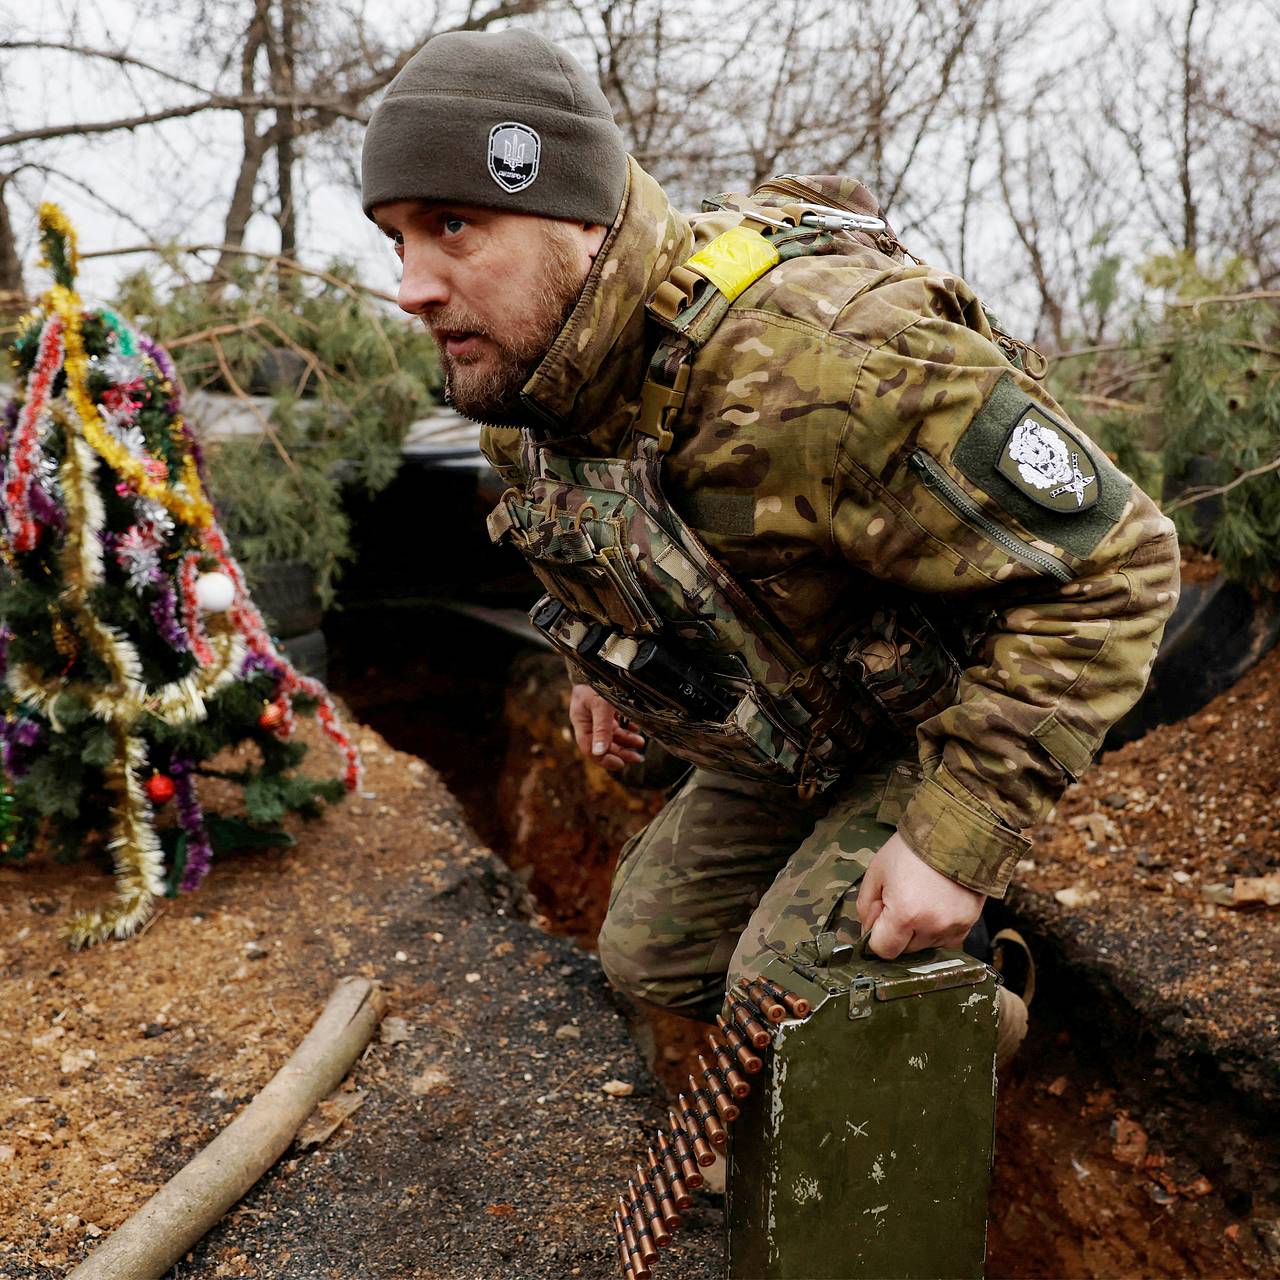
[635, 216, 834, 459]
[646, 218, 830, 345]
[633, 362, 690, 453]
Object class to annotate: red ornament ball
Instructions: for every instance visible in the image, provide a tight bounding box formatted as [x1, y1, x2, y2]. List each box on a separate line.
[145, 773, 175, 804]
[258, 702, 286, 730]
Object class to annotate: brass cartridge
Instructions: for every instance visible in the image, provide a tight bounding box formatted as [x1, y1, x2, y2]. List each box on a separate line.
[677, 1093, 716, 1166]
[688, 1078, 728, 1149]
[613, 1211, 637, 1280]
[697, 1053, 741, 1122]
[760, 974, 810, 1018]
[618, 1200, 650, 1280]
[645, 1146, 685, 1225]
[636, 1176, 671, 1249]
[655, 1132, 695, 1206]
[704, 1030, 751, 1097]
[666, 1111, 705, 1188]
[746, 979, 787, 1022]
[628, 1178, 664, 1258]
[729, 991, 772, 1049]
[716, 1014, 762, 1073]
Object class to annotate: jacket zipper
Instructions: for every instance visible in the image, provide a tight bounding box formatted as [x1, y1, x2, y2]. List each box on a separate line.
[909, 450, 1074, 584]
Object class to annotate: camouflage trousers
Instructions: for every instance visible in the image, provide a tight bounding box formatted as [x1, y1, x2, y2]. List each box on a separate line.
[597, 759, 922, 1024]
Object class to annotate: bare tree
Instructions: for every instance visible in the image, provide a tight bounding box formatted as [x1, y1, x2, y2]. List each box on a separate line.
[0, 171, 24, 301]
[0, 0, 542, 290]
[1097, 0, 1280, 278]
[554, 0, 1042, 243]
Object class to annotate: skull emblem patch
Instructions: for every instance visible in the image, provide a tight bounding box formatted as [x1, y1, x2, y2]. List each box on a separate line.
[997, 409, 1099, 512]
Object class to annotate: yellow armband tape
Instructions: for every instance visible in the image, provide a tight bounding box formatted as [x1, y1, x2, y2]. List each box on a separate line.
[683, 225, 781, 302]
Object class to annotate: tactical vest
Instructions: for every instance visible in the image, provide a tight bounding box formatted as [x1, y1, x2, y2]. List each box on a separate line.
[487, 187, 965, 796]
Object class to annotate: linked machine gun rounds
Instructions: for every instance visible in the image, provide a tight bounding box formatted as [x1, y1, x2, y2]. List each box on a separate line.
[607, 974, 813, 1277]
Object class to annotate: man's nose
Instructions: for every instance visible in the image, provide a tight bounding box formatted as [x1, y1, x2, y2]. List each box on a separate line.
[397, 246, 449, 317]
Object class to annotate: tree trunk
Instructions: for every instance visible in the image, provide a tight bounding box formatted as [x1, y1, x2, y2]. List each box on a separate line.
[209, 0, 272, 291]
[0, 172, 25, 302]
[1179, 0, 1201, 256]
[271, 0, 298, 267]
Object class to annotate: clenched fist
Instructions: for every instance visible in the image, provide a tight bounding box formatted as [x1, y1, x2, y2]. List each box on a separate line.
[855, 832, 985, 959]
[568, 684, 646, 772]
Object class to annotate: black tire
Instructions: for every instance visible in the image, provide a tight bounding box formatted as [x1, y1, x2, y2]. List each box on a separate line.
[280, 628, 327, 682]
[249, 559, 323, 638]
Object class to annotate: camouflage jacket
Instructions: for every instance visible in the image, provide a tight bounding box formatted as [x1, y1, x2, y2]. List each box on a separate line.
[481, 158, 1180, 898]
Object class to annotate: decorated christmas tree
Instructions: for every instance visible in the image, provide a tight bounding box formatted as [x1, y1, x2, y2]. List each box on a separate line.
[0, 204, 362, 946]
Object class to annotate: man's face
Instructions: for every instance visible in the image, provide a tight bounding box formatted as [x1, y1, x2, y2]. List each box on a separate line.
[374, 200, 599, 422]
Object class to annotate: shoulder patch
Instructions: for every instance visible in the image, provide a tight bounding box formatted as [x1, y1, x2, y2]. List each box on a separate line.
[952, 373, 1130, 560]
[997, 408, 1099, 512]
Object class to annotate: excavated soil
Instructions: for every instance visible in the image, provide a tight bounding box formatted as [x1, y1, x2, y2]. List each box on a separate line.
[470, 645, 1279, 1279]
[0, 605, 1277, 1278]
[0, 714, 721, 1280]
[1017, 642, 1280, 1092]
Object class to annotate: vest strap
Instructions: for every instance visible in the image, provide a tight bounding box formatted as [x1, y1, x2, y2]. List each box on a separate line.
[634, 363, 691, 454]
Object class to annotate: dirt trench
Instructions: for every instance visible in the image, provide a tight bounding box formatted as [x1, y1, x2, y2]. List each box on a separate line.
[327, 606, 1278, 1279]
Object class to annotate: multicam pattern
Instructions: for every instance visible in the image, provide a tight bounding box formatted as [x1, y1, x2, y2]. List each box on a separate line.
[597, 764, 906, 1023]
[489, 425, 884, 790]
[481, 158, 1180, 898]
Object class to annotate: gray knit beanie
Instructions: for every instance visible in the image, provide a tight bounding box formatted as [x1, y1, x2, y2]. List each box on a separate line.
[361, 29, 628, 226]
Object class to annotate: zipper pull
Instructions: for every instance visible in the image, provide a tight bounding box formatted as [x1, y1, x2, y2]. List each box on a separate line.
[909, 450, 936, 485]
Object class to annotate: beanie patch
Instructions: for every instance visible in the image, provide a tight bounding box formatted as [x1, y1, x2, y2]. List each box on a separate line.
[361, 28, 628, 225]
[487, 122, 541, 194]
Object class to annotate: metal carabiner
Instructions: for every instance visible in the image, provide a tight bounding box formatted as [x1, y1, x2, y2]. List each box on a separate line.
[797, 204, 887, 234]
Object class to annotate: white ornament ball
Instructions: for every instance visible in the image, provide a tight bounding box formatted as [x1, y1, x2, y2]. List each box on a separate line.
[195, 571, 236, 613]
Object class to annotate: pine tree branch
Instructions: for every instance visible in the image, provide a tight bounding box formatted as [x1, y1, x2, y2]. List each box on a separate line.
[79, 242, 399, 304]
[206, 334, 301, 478]
[1052, 341, 1139, 359]
[1073, 393, 1148, 413]
[1167, 290, 1280, 310]
[162, 318, 267, 350]
[1163, 451, 1280, 514]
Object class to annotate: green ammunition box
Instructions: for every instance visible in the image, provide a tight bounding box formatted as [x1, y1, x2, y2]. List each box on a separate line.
[727, 938, 1000, 1279]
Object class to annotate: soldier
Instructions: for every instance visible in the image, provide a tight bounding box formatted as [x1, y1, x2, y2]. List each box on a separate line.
[360, 29, 1179, 1069]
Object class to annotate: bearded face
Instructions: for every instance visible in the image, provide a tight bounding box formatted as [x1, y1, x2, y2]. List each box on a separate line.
[375, 202, 597, 424]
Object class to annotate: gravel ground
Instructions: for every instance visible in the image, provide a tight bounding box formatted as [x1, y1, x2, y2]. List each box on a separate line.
[0, 717, 723, 1280]
[4, 637, 1279, 1278]
[179, 868, 725, 1280]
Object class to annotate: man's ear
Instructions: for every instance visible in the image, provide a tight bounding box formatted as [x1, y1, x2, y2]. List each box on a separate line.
[585, 224, 607, 259]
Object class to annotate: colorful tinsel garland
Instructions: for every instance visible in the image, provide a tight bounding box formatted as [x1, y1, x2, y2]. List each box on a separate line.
[1, 203, 363, 946]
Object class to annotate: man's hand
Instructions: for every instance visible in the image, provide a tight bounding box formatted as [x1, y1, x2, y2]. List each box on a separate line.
[855, 831, 985, 959]
[569, 683, 646, 773]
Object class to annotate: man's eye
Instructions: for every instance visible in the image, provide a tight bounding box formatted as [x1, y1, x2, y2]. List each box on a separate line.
[442, 216, 467, 237]
[389, 232, 404, 252]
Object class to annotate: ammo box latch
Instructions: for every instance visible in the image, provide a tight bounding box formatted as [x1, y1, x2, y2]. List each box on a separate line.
[847, 975, 875, 1020]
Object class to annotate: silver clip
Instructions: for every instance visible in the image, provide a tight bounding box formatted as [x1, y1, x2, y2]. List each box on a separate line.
[797, 203, 887, 233]
[736, 207, 794, 231]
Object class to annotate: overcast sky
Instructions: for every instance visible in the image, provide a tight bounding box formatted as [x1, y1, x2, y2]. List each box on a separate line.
[0, 0, 1258, 331]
